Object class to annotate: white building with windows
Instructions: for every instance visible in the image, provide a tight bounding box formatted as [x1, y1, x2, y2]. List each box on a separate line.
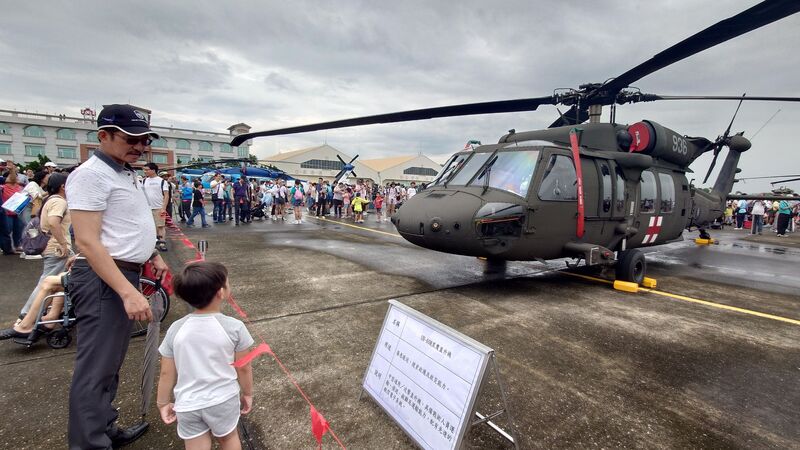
[261, 144, 442, 185]
[0, 108, 252, 170]
[360, 155, 442, 185]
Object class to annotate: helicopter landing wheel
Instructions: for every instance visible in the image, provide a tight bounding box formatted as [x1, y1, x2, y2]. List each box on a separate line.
[615, 249, 646, 285]
[483, 258, 507, 274]
[698, 228, 711, 240]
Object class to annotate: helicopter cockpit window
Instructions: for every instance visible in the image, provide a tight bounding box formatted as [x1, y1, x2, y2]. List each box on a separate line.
[447, 152, 493, 186]
[659, 173, 675, 213]
[433, 153, 468, 186]
[469, 150, 538, 197]
[639, 170, 657, 214]
[537, 154, 577, 201]
[600, 163, 612, 213]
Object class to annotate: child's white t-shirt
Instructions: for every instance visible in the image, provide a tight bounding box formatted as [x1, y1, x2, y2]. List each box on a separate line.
[159, 313, 254, 412]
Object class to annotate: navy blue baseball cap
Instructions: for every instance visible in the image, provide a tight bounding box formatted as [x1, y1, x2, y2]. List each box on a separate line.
[97, 104, 160, 137]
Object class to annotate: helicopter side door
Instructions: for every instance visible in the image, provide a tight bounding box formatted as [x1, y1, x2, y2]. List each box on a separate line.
[631, 169, 661, 245]
[526, 149, 580, 258]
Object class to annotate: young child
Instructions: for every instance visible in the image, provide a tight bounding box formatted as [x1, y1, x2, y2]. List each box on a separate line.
[157, 261, 254, 450]
[351, 192, 370, 223]
[342, 188, 352, 219]
[374, 193, 384, 222]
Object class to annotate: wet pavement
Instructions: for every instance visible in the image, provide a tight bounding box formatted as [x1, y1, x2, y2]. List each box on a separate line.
[0, 211, 798, 449]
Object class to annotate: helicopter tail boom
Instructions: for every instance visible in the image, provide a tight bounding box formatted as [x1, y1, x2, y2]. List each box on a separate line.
[711, 135, 751, 199]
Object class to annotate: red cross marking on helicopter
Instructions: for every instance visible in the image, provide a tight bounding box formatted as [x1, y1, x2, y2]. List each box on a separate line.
[642, 216, 663, 244]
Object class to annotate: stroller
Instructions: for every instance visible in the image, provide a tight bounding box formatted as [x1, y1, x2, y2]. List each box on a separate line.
[250, 201, 268, 220]
[12, 271, 170, 349]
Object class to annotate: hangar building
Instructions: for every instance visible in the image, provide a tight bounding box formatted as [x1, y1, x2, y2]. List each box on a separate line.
[260, 144, 442, 185]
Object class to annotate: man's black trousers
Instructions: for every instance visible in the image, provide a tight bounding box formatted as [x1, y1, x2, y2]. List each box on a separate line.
[68, 260, 138, 450]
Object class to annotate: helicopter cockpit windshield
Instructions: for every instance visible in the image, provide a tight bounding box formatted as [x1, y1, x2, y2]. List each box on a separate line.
[432, 153, 469, 186]
[447, 152, 493, 186]
[469, 150, 538, 197]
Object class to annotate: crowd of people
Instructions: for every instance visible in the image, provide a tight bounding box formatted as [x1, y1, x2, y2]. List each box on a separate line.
[157, 173, 421, 228]
[723, 199, 800, 236]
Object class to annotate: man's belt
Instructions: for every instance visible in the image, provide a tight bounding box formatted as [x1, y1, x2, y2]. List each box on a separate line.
[113, 259, 143, 273]
[73, 257, 143, 273]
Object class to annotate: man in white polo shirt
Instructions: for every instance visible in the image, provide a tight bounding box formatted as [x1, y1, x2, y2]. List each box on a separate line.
[66, 104, 169, 449]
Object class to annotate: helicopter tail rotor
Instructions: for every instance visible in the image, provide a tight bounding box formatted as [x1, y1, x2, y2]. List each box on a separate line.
[702, 94, 746, 184]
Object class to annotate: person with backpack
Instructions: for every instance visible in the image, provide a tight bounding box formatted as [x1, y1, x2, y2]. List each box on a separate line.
[16, 173, 73, 321]
[142, 163, 170, 251]
[290, 180, 305, 224]
[734, 199, 747, 230]
[163, 173, 176, 219]
[233, 177, 250, 225]
[180, 176, 193, 223]
[211, 174, 226, 223]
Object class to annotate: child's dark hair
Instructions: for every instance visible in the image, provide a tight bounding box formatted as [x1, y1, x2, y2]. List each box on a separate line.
[173, 261, 228, 309]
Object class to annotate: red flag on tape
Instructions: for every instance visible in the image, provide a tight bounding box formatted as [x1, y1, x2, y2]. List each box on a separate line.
[310, 406, 329, 446]
[227, 296, 248, 319]
[232, 342, 273, 368]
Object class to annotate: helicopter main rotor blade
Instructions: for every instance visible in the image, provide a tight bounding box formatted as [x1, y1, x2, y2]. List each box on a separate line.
[549, 105, 589, 128]
[640, 95, 800, 103]
[230, 96, 556, 146]
[597, 0, 800, 101]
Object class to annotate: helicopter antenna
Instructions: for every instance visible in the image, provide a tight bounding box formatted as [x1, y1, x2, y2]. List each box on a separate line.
[750, 108, 781, 141]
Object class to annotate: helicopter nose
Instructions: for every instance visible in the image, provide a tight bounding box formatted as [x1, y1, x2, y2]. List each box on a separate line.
[392, 190, 484, 254]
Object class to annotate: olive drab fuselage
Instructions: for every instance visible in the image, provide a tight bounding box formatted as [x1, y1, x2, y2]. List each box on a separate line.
[392, 121, 748, 263]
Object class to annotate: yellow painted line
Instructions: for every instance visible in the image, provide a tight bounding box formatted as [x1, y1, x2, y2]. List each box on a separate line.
[563, 271, 613, 285]
[561, 271, 800, 326]
[315, 216, 402, 238]
[314, 219, 800, 326]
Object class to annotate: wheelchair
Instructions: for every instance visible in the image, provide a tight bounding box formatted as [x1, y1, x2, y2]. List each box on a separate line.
[13, 274, 170, 349]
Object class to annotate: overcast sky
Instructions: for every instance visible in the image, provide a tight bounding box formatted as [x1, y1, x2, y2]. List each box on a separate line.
[1, 0, 798, 193]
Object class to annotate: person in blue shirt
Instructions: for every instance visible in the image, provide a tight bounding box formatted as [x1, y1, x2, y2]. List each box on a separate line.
[776, 200, 792, 237]
[180, 176, 193, 223]
[735, 199, 747, 230]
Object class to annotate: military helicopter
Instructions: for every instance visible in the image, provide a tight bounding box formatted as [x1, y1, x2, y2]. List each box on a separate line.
[232, 0, 800, 284]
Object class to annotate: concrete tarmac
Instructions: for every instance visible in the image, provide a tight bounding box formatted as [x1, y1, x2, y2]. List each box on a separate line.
[0, 212, 798, 449]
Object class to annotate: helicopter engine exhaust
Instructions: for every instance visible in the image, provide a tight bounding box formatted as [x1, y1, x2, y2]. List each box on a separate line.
[623, 120, 707, 166]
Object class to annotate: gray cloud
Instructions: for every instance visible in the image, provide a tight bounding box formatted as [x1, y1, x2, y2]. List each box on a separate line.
[0, 0, 798, 193]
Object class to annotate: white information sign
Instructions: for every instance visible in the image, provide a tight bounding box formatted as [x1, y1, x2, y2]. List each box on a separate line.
[362, 300, 492, 450]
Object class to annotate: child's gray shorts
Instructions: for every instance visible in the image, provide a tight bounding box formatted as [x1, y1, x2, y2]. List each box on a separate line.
[176, 395, 240, 440]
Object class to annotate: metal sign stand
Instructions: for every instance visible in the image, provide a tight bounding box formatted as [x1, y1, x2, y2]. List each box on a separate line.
[197, 240, 208, 260]
[467, 352, 519, 450]
[361, 301, 521, 450]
